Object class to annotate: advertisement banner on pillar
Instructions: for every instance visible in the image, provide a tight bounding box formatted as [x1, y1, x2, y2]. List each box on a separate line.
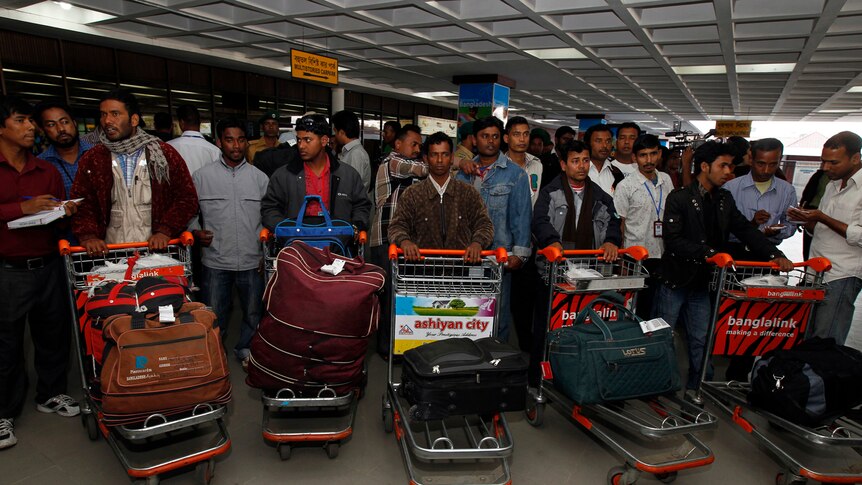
[458, 84, 493, 125]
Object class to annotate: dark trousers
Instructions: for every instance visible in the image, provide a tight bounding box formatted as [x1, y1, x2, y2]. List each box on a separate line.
[370, 245, 393, 357]
[636, 258, 663, 319]
[511, 258, 537, 353]
[0, 258, 71, 418]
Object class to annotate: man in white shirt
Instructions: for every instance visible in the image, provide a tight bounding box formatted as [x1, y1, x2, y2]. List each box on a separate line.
[167, 105, 220, 175]
[584, 123, 625, 195]
[789, 131, 862, 345]
[613, 134, 672, 317]
[611, 122, 640, 176]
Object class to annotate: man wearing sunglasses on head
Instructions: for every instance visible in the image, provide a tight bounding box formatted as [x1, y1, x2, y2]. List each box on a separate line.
[260, 114, 370, 239]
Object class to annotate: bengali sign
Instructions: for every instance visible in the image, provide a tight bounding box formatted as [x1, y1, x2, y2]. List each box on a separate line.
[291, 49, 338, 85]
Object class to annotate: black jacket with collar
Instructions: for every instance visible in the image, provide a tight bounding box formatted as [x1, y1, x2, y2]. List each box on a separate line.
[661, 180, 784, 288]
[260, 150, 371, 232]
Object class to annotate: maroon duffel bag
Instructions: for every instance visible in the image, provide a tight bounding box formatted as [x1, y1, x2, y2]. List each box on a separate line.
[247, 241, 385, 395]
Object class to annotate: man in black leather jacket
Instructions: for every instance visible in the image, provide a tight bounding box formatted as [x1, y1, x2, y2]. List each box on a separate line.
[656, 141, 793, 390]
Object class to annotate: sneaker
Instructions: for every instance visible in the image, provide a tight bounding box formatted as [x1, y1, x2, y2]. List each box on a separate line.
[0, 419, 16, 450]
[36, 394, 80, 417]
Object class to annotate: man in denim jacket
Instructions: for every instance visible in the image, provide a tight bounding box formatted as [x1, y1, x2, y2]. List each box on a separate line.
[456, 116, 532, 343]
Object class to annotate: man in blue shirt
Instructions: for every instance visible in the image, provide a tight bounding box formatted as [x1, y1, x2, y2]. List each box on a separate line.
[722, 138, 797, 260]
[456, 116, 532, 343]
[34, 101, 92, 198]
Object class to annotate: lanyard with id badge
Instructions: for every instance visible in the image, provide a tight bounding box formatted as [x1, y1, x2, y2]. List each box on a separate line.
[644, 181, 663, 237]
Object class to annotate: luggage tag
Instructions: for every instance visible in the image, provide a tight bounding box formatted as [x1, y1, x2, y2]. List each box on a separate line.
[653, 221, 663, 238]
[639, 317, 670, 334]
[159, 305, 175, 323]
[321, 258, 346, 275]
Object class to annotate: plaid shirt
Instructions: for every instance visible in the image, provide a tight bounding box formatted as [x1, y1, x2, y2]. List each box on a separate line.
[369, 152, 427, 247]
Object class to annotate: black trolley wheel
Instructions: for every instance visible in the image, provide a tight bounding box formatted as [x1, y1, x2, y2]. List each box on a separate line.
[277, 443, 291, 461]
[194, 459, 215, 485]
[82, 412, 99, 441]
[325, 442, 339, 459]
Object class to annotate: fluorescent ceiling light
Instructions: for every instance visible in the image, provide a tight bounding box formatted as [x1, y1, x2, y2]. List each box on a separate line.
[639, 108, 665, 112]
[525, 48, 586, 60]
[337, 66, 350, 72]
[539, 119, 562, 122]
[736, 63, 795, 73]
[672, 65, 726, 75]
[847, 86, 862, 93]
[18, 1, 115, 23]
[817, 109, 855, 113]
[282, 66, 292, 72]
[414, 91, 457, 97]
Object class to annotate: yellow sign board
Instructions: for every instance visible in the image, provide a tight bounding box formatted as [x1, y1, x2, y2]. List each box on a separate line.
[290, 49, 338, 85]
[715, 120, 752, 138]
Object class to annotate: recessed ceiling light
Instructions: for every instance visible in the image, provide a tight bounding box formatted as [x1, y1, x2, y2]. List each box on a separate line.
[19, 1, 114, 23]
[525, 48, 587, 60]
[848, 86, 862, 93]
[414, 91, 457, 97]
[736, 63, 795, 73]
[672, 65, 726, 75]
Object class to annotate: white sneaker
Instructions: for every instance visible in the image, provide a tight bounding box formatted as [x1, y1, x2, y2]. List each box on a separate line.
[0, 419, 16, 450]
[36, 394, 80, 417]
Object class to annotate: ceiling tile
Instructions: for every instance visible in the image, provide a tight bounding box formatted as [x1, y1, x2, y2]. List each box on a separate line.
[651, 25, 719, 43]
[181, 4, 270, 24]
[362, 6, 445, 25]
[556, 11, 625, 31]
[297, 14, 378, 32]
[634, 2, 716, 25]
[235, 0, 330, 16]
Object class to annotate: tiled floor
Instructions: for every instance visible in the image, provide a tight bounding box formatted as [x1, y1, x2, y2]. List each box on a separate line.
[4, 233, 861, 484]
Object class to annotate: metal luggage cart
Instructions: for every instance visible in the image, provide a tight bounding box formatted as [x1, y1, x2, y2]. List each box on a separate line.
[526, 246, 717, 485]
[697, 255, 862, 484]
[382, 245, 515, 485]
[255, 227, 368, 460]
[59, 233, 230, 485]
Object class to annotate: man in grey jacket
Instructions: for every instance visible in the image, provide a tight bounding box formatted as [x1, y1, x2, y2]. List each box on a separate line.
[261, 114, 370, 234]
[191, 118, 269, 367]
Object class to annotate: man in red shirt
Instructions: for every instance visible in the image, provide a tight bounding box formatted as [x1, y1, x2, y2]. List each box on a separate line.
[0, 95, 79, 450]
[261, 114, 370, 235]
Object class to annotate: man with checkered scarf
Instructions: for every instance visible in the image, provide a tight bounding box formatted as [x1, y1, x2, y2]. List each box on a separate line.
[72, 89, 198, 255]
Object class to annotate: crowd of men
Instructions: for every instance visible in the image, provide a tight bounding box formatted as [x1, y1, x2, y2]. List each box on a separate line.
[1, 88, 861, 452]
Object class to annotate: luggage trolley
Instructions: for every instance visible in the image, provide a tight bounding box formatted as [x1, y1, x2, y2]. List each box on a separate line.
[697, 255, 862, 484]
[59, 233, 230, 485]
[256, 224, 368, 461]
[526, 246, 717, 485]
[382, 245, 515, 485]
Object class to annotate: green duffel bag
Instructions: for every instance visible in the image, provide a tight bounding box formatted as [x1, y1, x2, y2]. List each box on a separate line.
[548, 292, 681, 404]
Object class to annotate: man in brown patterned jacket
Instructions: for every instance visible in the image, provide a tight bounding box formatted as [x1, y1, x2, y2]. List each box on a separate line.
[388, 131, 494, 262]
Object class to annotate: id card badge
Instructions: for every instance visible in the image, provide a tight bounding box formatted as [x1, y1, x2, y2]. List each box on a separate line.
[653, 221, 663, 238]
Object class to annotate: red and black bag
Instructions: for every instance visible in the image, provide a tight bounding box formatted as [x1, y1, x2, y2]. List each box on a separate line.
[247, 241, 385, 395]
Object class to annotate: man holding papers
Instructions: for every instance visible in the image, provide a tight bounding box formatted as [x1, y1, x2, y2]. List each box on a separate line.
[0, 94, 80, 451]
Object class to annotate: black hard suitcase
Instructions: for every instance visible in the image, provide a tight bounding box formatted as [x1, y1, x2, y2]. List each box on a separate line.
[399, 337, 528, 421]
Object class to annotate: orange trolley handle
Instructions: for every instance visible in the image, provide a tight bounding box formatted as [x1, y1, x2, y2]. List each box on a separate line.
[537, 245, 649, 263]
[387, 243, 508, 264]
[58, 231, 195, 256]
[706, 252, 831, 273]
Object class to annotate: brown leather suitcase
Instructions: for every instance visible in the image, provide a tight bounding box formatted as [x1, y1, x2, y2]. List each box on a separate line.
[100, 302, 232, 417]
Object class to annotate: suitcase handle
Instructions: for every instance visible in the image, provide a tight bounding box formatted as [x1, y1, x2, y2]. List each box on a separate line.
[294, 195, 333, 228]
[573, 292, 641, 340]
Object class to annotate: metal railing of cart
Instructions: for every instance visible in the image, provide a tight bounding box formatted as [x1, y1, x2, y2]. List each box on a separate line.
[527, 246, 716, 485]
[697, 254, 862, 485]
[382, 245, 514, 485]
[59, 233, 229, 485]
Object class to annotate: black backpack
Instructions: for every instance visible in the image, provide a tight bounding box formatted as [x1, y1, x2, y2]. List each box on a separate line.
[748, 337, 862, 426]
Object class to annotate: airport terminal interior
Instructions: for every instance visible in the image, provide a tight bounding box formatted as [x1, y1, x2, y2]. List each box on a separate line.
[3, 0, 862, 484]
